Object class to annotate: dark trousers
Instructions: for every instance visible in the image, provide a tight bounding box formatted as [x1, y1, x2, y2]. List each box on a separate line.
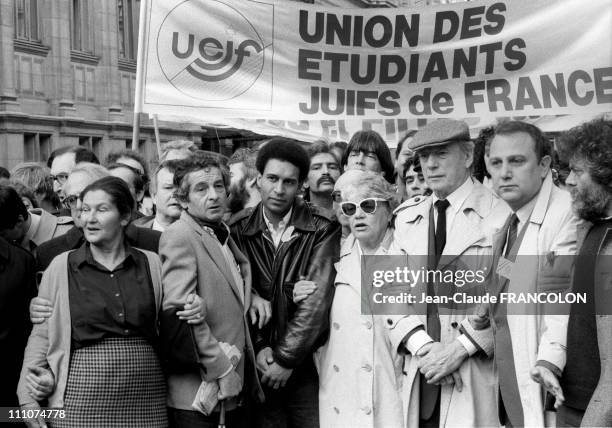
[557, 405, 585, 427]
[168, 407, 246, 428]
[253, 359, 319, 428]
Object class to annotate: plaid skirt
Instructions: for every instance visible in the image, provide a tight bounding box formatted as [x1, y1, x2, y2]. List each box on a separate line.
[52, 336, 167, 428]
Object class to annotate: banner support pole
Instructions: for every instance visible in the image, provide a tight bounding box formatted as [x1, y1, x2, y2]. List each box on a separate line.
[132, 0, 149, 151]
[153, 114, 162, 159]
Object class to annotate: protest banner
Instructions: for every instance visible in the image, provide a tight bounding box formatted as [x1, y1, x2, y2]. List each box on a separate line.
[137, 0, 612, 125]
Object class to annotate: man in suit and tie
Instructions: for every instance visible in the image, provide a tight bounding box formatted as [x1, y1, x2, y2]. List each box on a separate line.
[159, 154, 263, 428]
[133, 160, 183, 231]
[388, 119, 506, 427]
[474, 121, 581, 427]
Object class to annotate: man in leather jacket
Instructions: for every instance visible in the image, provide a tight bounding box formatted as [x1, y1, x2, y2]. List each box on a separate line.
[230, 138, 341, 428]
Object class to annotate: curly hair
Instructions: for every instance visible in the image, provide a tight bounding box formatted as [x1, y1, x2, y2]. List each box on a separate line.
[558, 118, 612, 189]
[255, 138, 310, 182]
[229, 147, 259, 181]
[173, 154, 229, 203]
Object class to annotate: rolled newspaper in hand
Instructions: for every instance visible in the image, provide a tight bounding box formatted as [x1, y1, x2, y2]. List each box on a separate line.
[191, 342, 242, 415]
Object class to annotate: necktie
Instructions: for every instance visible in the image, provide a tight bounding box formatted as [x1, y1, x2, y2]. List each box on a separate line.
[504, 214, 519, 258]
[434, 199, 450, 264]
[420, 200, 449, 420]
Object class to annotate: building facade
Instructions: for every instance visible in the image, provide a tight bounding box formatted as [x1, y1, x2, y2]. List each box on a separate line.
[0, 0, 253, 170]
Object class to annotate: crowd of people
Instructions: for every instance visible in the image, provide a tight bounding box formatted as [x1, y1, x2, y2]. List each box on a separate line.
[0, 117, 610, 428]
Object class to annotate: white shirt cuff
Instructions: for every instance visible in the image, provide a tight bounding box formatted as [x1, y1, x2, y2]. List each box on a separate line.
[456, 334, 478, 357]
[406, 330, 434, 355]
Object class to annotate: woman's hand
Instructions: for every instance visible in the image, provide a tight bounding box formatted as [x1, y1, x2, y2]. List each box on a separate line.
[292, 280, 317, 304]
[30, 297, 52, 324]
[176, 293, 204, 325]
[21, 402, 47, 428]
[26, 367, 54, 401]
[249, 294, 272, 329]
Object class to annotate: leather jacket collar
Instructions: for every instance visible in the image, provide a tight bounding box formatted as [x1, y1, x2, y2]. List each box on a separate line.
[241, 198, 316, 237]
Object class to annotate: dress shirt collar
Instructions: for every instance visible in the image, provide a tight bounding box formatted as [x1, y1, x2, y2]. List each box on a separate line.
[71, 241, 137, 270]
[261, 205, 293, 232]
[514, 194, 538, 226]
[432, 176, 474, 214]
[152, 218, 165, 232]
[263, 206, 293, 248]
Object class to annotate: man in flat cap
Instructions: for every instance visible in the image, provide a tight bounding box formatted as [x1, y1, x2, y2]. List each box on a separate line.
[386, 119, 508, 427]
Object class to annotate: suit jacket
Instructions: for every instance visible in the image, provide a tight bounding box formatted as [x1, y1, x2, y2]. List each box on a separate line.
[576, 222, 612, 427]
[23, 208, 72, 250]
[388, 179, 508, 428]
[159, 211, 264, 411]
[36, 224, 161, 273]
[484, 173, 580, 427]
[0, 238, 36, 405]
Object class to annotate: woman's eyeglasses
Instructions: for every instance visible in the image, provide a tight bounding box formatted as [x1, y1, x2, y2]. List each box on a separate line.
[340, 198, 387, 216]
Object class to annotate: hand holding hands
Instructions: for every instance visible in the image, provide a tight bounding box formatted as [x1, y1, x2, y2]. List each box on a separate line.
[249, 295, 272, 329]
[176, 293, 204, 324]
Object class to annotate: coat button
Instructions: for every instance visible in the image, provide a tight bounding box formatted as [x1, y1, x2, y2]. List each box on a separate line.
[387, 319, 393, 325]
[362, 406, 372, 415]
[362, 364, 372, 372]
[334, 407, 340, 414]
[333, 322, 340, 330]
[364, 321, 372, 329]
[333, 365, 340, 372]
[451, 322, 458, 328]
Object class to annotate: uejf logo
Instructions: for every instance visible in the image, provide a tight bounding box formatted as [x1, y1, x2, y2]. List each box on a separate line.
[157, 0, 267, 102]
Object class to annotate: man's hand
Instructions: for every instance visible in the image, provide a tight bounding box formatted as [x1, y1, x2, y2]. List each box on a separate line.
[176, 293, 204, 325]
[261, 361, 293, 390]
[217, 370, 242, 400]
[417, 341, 468, 391]
[26, 367, 54, 401]
[530, 366, 565, 409]
[30, 297, 52, 324]
[293, 280, 317, 304]
[255, 347, 274, 374]
[249, 295, 272, 329]
[21, 402, 47, 428]
[415, 341, 434, 357]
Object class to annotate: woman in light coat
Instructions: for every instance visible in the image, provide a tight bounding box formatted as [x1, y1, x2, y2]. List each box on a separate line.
[296, 170, 406, 428]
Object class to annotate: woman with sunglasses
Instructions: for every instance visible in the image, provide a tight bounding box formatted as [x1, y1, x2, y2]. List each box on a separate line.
[299, 170, 407, 427]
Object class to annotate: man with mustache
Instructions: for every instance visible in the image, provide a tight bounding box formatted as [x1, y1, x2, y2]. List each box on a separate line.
[303, 141, 341, 211]
[541, 119, 612, 427]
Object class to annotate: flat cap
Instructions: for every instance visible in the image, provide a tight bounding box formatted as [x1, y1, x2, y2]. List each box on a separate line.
[408, 119, 470, 151]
